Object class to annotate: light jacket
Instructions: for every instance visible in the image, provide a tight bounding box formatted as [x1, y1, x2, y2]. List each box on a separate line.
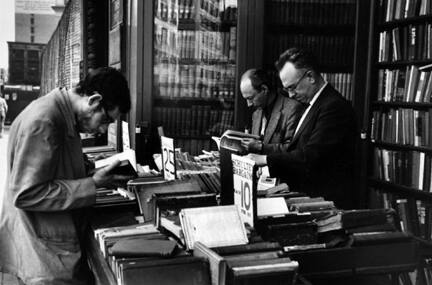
[0, 88, 96, 284]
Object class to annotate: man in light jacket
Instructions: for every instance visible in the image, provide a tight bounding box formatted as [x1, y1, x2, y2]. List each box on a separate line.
[0, 67, 132, 284]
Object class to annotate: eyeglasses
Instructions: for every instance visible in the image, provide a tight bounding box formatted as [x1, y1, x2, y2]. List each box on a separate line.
[100, 106, 116, 124]
[283, 70, 309, 94]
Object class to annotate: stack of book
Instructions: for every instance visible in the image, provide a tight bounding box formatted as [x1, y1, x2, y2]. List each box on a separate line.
[174, 149, 221, 194]
[315, 208, 397, 234]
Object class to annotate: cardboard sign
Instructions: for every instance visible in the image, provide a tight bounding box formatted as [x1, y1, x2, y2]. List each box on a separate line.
[161, 136, 176, 181]
[232, 154, 257, 227]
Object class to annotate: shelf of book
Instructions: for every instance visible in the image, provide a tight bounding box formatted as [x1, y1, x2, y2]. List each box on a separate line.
[372, 101, 432, 108]
[378, 15, 432, 29]
[154, 96, 234, 106]
[368, 5, 432, 274]
[152, 0, 238, 155]
[263, 0, 356, 103]
[372, 141, 432, 154]
[369, 178, 432, 202]
[267, 24, 355, 35]
[377, 60, 432, 68]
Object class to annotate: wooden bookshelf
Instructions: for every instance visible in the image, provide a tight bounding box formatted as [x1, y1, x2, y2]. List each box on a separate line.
[267, 24, 355, 34]
[372, 141, 432, 154]
[369, 178, 432, 202]
[154, 96, 234, 106]
[150, 0, 238, 155]
[378, 15, 432, 29]
[262, 0, 357, 103]
[372, 101, 432, 108]
[377, 60, 432, 68]
[366, 1, 432, 280]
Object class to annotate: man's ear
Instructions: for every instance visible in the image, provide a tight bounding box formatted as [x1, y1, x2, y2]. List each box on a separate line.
[87, 92, 102, 108]
[261, 84, 269, 94]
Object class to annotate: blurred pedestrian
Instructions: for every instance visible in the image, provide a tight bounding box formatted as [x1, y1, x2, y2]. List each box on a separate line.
[0, 93, 8, 138]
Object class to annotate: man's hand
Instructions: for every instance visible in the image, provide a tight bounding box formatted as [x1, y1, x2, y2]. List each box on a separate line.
[241, 138, 263, 153]
[92, 159, 134, 188]
[245, 153, 268, 166]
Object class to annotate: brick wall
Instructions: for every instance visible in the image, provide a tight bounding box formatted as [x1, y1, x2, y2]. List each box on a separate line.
[40, 0, 82, 95]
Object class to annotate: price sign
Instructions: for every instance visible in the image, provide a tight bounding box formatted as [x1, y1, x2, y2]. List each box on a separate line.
[161, 136, 176, 181]
[232, 154, 257, 227]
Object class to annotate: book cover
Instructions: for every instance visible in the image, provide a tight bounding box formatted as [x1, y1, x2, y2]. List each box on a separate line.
[180, 205, 248, 250]
[109, 239, 178, 258]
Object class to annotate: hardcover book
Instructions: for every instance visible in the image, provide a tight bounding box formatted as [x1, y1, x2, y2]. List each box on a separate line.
[180, 205, 249, 250]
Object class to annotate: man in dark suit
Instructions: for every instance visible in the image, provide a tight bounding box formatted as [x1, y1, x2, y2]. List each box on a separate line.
[240, 68, 304, 154]
[247, 47, 358, 209]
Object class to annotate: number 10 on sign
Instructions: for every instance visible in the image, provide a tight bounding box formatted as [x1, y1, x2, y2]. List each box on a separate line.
[232, 154, 256, 228]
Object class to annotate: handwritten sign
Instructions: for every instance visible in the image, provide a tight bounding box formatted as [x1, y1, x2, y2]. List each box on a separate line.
[161, 136, 176, 181]
[232, 154, 257, 227]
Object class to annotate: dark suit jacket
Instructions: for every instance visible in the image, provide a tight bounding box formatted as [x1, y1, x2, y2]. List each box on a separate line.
[267, 85, 358, 209]
[251, 93, 304, 154]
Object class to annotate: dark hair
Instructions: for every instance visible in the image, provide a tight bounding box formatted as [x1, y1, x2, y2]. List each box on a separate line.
[241, 69, 275, 92]
[75, 67, 131, 113]
[275, 47, 320, 73]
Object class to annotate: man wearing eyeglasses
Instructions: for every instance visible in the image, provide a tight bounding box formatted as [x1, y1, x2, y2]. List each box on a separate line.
[239, 68, 304, 154]
[0, 67, 132, 284]
[247, 47, 358, 210]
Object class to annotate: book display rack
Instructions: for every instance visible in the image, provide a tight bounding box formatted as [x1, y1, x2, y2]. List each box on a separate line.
[367, 1, 432, 283]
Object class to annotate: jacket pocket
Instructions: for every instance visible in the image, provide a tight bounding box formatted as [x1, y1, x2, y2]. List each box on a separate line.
[30, 212, 78, 242]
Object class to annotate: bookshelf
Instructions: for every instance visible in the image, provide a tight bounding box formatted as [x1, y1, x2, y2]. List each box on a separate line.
[263, 0, 357, 102]
[366, 1, 432, 283]
[151, 0, 237, 154]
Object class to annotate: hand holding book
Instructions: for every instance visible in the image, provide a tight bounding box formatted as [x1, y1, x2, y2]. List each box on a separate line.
[92, 159, 135, 188]
[240, 138, 263, 153]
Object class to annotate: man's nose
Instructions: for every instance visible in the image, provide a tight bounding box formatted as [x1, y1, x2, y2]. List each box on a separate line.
[247, 100, 253, 107]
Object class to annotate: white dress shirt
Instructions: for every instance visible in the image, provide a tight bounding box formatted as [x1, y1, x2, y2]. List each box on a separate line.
[293, 82, 328, 136]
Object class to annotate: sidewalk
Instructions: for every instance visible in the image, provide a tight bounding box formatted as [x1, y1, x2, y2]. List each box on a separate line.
[0, 126, 9, 193]
[0, 126, 21, 285]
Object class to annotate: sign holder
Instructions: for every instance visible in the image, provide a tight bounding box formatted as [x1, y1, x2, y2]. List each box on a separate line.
[161, 136, 176, 181]
[232, 154, 258, 228]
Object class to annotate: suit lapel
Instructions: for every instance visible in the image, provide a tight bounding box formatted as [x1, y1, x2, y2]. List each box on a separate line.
[251, 109, 262, 135]
[290, 87, 330, 146]
[263, 95, 284, 144]
[263, 112, 280, 143]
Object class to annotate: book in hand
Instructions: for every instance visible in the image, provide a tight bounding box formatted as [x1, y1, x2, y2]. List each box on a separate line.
[219, 130, 260, 154]
[94, 149, 138, 177]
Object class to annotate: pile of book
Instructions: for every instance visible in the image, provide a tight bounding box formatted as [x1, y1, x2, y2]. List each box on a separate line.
[174, 149, 221, 194]
[315, 208, 396, 234]
[94, 222, 211, 285]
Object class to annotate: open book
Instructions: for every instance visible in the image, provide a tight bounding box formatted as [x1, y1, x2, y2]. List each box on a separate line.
[94, 149, 138, 177]
[218, 130, 260, 153]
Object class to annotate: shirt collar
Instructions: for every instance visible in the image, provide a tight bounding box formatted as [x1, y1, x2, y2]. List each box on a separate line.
[307, 81, 328, 108]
